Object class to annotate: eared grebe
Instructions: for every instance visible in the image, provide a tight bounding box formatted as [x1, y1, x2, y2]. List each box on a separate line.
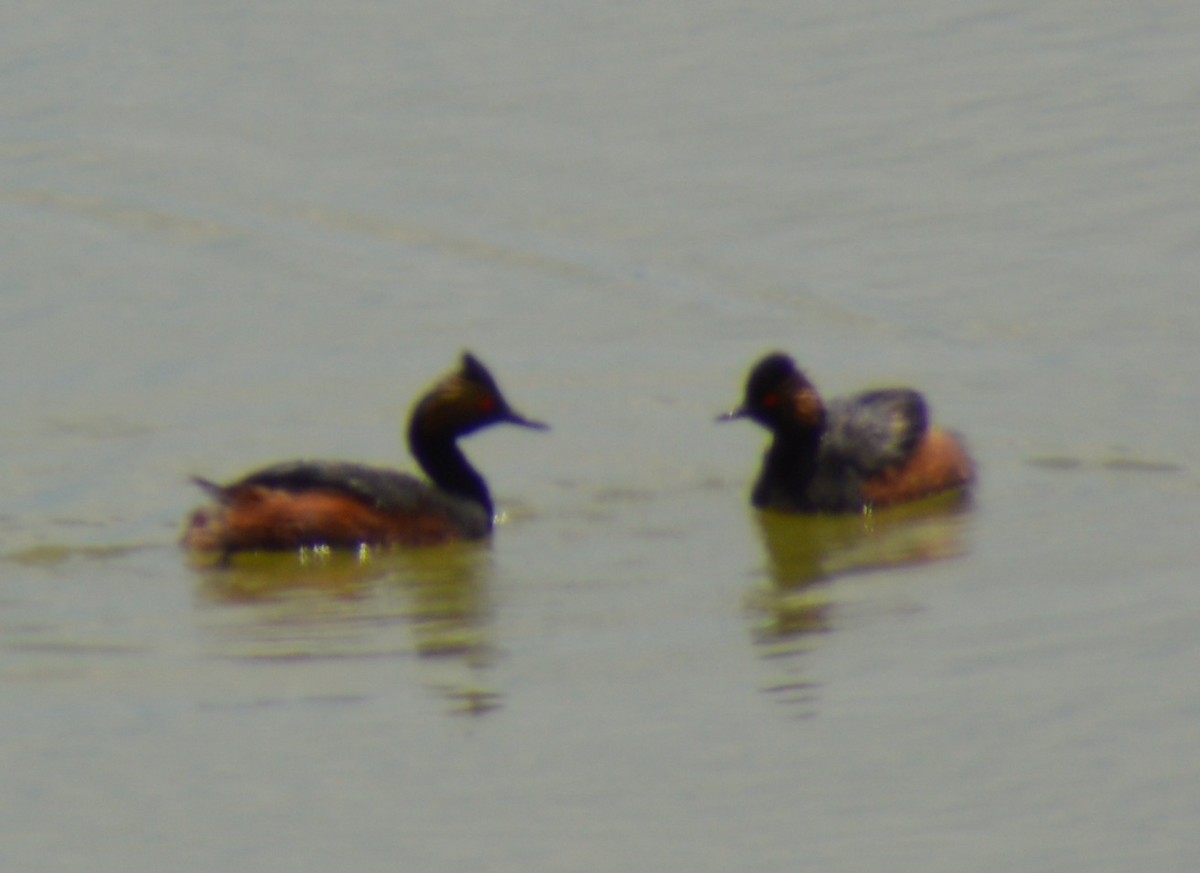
[182, 353, 547, 554]
[719, 353, 973, 512]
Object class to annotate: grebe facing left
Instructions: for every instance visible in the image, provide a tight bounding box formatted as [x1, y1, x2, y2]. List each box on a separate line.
[182, 352, 547, 555]
[719, 352, 972, 513]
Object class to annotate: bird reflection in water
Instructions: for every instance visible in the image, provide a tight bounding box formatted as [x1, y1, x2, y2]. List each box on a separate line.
[749, 491, 972, 643]
[192, 543, 501, 715]
[748, 492, 972, 708]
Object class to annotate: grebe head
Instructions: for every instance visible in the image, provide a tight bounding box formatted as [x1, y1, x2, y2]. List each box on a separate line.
[717, 352, 825, 432]
[412, 352, 548, 441]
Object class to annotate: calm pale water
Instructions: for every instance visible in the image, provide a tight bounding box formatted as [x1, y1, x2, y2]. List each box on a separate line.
[3, 2, 1200, 870]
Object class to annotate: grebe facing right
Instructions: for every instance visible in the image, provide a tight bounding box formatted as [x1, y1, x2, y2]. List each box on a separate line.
[182, 352, 547, 555]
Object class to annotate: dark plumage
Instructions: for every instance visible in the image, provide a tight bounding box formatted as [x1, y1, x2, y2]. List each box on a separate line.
[182, 353, 546, 554]
[720, 352, 973, 512]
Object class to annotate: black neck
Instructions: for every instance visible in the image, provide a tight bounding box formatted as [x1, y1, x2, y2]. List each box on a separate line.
[408, 424, 494, 522]
[752, 427, 822, 508]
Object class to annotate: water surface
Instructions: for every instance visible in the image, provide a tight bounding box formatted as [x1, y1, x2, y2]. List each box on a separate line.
[3, 2, 1199, 870]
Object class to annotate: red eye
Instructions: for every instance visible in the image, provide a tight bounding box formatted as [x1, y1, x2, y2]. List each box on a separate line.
[480, 396, 496, 414]
[762, 393, 779, 408]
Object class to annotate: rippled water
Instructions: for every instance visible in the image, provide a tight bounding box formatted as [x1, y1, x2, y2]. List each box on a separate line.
[4, 2, 1200, 870]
